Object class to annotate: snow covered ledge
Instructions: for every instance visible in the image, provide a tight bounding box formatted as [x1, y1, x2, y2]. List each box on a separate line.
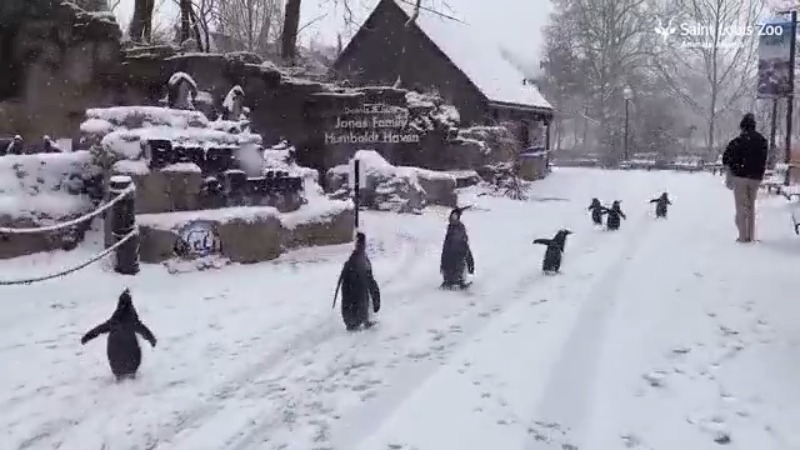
[137, 199, 354, 264]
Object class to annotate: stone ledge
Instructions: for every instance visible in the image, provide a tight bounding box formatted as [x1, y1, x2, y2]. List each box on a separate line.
[137, 200, 353, 264]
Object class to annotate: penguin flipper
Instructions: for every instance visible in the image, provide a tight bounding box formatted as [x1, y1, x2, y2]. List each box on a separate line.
[81, 321, 111, 345]
[533, 239, 552, 246]
[368, 271, 381, 313]
[332, 265, 346, 309]
[135, 321, 157, 347]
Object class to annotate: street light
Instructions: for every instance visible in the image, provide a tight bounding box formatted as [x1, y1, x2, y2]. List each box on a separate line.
[623, 87, 633, 161]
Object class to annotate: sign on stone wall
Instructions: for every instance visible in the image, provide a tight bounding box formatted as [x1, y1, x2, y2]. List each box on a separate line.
[175, 220, 219, 259]
[324, 103, 420, 145]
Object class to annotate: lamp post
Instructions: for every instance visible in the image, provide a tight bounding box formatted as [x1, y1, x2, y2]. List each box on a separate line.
[623, 87, 633, 161]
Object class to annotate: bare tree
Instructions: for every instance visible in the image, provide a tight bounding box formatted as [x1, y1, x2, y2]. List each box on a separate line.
[555, 0, 653, 159]
[214, 0, 284, 54]
[652, 0, 766, 154]
[281, 0, 302, 62]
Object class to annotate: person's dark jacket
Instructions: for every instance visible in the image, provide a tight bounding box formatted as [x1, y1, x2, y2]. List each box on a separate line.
[722, 130, 768, 181]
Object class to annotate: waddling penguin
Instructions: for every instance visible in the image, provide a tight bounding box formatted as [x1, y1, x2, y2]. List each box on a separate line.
[533, 229, 573, 274]
[332, 232, 381, 331]
[440, 206, 475, 289]
[80, 289, 157, 382]
[603, 200, 626, 231]
[649, 192, 671, 218]
[588, 198, 604, 225]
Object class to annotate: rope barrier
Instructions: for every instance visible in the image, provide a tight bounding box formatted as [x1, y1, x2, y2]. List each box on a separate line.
[0, 229, 138, 286]
[0, 185, 135, 235]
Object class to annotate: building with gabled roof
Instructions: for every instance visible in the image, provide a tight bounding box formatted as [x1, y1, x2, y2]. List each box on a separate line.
[331, 0, 553, 150]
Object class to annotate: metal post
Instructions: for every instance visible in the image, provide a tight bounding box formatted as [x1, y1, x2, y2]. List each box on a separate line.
[353, 158, 360, 231]
[109, 175, 139, 275]
[624, 99, 630, 161]
[785, 10, 797, 186]
[770, 98, 778, 169]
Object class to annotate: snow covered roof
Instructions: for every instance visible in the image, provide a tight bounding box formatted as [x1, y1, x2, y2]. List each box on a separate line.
[389, 0, 551, 111]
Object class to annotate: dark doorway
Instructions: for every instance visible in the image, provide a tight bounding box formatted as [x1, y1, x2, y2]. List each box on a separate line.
[0, 24, 23, 101]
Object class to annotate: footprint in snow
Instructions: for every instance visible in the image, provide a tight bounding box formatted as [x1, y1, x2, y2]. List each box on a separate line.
[643, 371, 668, 387]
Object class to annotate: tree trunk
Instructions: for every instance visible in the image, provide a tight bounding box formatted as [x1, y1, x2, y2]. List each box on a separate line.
[180, 0, 192, 44]
[281, 0, 302, 63]
[129, 0, 144, 42]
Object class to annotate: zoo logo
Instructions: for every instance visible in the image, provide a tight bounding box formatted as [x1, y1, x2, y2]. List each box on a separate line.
[175, 220, 219, 258]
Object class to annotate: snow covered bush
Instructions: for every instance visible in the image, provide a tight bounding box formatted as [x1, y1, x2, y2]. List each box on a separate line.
[405, 91, 460, 135]
[456, 126, 517, 157]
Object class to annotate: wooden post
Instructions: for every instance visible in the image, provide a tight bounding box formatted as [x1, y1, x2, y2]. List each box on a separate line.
[785, 10, 797, 186]
[109, 175, 139, 275]
[354, 158, 360, 231]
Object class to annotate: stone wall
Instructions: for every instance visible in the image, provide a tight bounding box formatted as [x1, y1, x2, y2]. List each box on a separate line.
[0, 1, 121, 140]
[137, 200, 354, 264]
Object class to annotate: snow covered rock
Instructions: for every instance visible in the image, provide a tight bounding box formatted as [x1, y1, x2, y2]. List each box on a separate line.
[281, 200, 355, 249]
[416, 168, 458, 207]
[111, 161, 202, 214]
[167, 72, 198, 110]
[325, 150, 457, 213]
[81, 106, 261, 164]
[0, 152, 101, 259]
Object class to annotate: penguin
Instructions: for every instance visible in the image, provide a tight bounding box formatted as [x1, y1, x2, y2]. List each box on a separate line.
[588, 198, 604, 225]
[332, 232, 381, 331]
[603, 200, 626, 230]
[533, 229, 573, 274]
[649, 192, 671, 218]
[440, 206, 475, 289]
[80, 289, 157, 382]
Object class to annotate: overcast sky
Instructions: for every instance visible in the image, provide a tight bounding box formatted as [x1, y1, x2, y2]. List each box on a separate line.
[115, 0, 552, 63]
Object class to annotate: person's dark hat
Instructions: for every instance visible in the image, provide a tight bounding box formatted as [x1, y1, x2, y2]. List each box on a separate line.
[740, 113, 756, 131]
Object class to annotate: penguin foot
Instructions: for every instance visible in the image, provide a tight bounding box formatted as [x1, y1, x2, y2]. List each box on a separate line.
[364, 320, 377, 329]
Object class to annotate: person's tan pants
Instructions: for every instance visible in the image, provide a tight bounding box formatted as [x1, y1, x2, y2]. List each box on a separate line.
[731, 176, 761, 241]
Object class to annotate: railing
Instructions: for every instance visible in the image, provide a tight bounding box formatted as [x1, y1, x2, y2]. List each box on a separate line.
[0, 175, 139, 285]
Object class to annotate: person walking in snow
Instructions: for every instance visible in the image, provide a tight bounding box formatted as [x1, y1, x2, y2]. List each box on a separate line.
[722, 113, 768, 243]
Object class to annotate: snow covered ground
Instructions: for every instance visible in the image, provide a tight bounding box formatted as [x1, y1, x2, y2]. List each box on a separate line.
[1, 168, 799, 450]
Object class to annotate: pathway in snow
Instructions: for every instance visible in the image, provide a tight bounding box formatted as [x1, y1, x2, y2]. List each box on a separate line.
[2, 169, 799, 450]
[346, 170, 800, 450]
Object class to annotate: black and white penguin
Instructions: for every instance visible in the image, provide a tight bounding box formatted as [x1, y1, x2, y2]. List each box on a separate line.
[533, 229, 573, 273]
[332, 232, 381, 331]
[588, 198, 604, 225]
[440, 206, 475, 289]
[603, 200, 626, 230]
[649, 192, 671, 218]
[80, 289, 157, 381]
